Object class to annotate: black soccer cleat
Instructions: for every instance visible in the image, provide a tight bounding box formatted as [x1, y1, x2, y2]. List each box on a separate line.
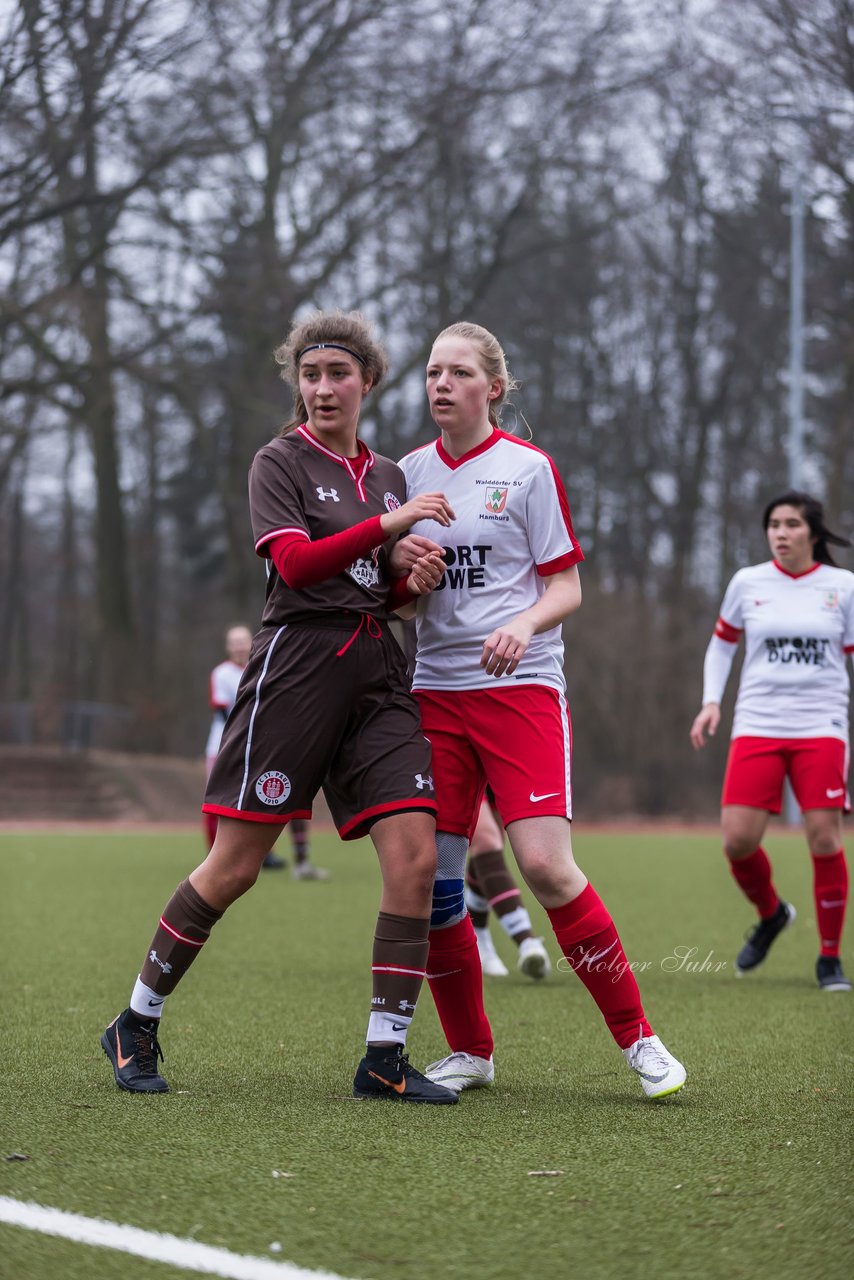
[816, 955, 852, 993]
[735, 901, 796, 975]
[101, 1009, 169, 1093]
[262, 851, 287, 869]
[353, 1045, 458, 1104]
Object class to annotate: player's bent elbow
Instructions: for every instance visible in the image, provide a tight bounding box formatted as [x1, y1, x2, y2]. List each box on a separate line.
[546, 567, 582, 619]
[557, 579, 582, 620]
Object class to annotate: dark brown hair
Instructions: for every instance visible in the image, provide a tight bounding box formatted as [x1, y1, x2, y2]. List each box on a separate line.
[762, 490, 851, 567]
[274, 310, 388, 430]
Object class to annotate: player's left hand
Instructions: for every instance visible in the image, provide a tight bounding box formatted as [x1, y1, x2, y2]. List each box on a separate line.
[480, 620, 535, 677]
[406, 552, 446, 596]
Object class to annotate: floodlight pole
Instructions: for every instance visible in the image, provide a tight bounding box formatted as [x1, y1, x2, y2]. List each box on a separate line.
[772, 103, 850, 825]
[782, 115, 807, 827]
[787, 127, 805, 489]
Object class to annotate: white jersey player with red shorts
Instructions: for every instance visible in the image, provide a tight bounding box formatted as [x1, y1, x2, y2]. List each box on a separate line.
[706, 560, 853, 811]
[692, 492, 853, 992]
[394, 321, 687, 1100]
[402, 427, 580, 832]
[202, 625, 253, 852]
[206, 658, 245, 767]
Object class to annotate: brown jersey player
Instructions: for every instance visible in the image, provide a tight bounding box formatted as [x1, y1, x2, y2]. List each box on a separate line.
[101, 310, 457, 1104]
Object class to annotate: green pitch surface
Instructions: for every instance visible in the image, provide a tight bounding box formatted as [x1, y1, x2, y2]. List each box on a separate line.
[1, 828, 851, 1280]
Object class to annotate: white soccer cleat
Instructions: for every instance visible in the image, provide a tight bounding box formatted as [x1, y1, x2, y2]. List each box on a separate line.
[291, 863, 331, 881]
[518, 935, 551, 980]
[424, 1051, 495, 1092]
[475, 927, 509, 977]
[623, 1033, 686, 1100]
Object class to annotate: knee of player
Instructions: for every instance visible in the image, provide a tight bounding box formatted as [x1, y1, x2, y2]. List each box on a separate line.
[384, 841, 436, 897]
[219, 858, 263, 900]
[518, 847, 559, 892]
[430, 877, 466, 929]
[807, 828, 843, 858]
[722, 834, 756, 860]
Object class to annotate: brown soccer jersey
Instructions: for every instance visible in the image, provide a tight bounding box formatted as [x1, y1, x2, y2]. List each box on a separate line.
[202, 425, 437, 839]
[250, 426, 407, 625]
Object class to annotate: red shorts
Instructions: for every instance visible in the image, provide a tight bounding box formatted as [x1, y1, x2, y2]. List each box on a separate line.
[415, 685, 572, 838]
[722, 736, 851, 814]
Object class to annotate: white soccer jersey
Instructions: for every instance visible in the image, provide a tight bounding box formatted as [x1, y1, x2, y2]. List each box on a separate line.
[703, 560, 854, 741]
[398, 428, 583, 692]
[205, 659, 245, 757]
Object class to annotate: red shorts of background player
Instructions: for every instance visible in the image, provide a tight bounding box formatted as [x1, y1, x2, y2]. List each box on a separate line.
[722, 735, 851, 813]
[415, 685, 572, 838]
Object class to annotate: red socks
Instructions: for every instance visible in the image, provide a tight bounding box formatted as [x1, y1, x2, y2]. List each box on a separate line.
[727, 847, 779, 919]
[547, 884, 651, 1050]
[729, 846, 848, 954]
[812, 850, 848, 957]
[426, 917, 494, 1059]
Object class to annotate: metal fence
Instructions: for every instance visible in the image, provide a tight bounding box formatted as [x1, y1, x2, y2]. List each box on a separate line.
[0, 701, 137, 751]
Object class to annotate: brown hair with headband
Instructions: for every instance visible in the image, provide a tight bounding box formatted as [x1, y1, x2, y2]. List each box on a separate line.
[275, 311, 389, 432]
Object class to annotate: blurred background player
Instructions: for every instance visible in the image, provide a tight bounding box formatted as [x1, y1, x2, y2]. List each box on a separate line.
[465, 791, 551, 979]
[205, 623, 327, 878]
[691, 490, 853, 992]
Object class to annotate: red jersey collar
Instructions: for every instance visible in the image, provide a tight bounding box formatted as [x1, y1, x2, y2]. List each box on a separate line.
[435, 426, 501, 471]
[295, 424, 375, 475]
[772, 559, 821, 580]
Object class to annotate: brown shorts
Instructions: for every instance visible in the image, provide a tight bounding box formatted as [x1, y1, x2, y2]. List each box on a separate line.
[203, 618, 437, 840]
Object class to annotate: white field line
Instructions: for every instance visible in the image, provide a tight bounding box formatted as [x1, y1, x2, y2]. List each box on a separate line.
[0, 1197, 355, 1280]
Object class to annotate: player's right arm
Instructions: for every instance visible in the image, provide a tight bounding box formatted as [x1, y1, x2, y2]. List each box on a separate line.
[689, 701, 721, 750]
[690, 574, 745, 751]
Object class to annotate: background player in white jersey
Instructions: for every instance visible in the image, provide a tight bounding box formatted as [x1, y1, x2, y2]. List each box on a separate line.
[205, 623, 324, 876]
[691, 492, 854, 991]
[393, 321, 686, 1100]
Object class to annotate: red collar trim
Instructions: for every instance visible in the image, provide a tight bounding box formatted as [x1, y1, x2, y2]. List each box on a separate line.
[772, 559, 821, 580]
[435, 427, 501, 471]
[296, 424, 375, 474]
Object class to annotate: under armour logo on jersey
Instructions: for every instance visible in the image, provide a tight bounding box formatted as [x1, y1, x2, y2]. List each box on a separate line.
[316, 486, 340, 502]
[414, 773, 434, 791]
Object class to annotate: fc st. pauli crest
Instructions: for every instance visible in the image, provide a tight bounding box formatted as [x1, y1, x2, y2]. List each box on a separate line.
[348, 547, 381, 589]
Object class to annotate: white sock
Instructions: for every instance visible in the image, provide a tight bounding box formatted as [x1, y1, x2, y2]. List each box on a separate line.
[130, 976, 166, 1021]
[465, 883, 489, 914]
[366, 1011, 411, 1046]
[498, 906, 532, 939]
